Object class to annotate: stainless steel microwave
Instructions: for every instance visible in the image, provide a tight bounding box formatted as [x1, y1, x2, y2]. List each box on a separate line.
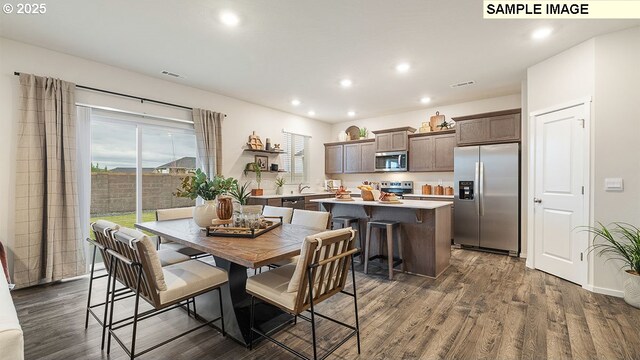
[374, 151, 408, 172]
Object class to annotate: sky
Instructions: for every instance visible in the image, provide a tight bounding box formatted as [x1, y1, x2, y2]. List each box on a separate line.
[91, 119, 196, 170]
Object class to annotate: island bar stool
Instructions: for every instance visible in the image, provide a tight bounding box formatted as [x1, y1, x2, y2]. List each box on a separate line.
[331, 216, 363, 262]
[364, 220, 405, 280]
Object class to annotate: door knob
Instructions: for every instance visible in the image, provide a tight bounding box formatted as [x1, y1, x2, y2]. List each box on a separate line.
[534, 198, 542, 203]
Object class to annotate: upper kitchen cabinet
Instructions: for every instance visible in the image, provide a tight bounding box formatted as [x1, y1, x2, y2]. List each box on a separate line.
[324, 144, 344, 174]
[373, 127, 416, 152]
[344, 139, 375, 173]
[453, 109, 521, 146]
[408, 130, 455, 172]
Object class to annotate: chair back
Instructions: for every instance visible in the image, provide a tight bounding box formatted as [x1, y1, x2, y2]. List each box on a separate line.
[291, 209, 330, 230]
[156, 207, 195, 221]
[262, 206, 294, 224]
[289, 228, 356, 313]
[90, 220, 121, 274]
[110, 228, 163, 307]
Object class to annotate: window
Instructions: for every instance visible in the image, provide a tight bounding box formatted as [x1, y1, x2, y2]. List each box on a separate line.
[89, 109, 196, 233]
[282, 131, 310, 183]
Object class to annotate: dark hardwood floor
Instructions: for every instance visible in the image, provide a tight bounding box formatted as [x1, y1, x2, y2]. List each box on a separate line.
[11, 249, 640, 360]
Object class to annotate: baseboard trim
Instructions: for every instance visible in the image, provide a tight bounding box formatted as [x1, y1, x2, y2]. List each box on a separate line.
[519, 252, 527, 259]
[583, 284, 624, 298]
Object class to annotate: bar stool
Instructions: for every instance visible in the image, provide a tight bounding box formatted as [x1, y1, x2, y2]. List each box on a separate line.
[331, 216, 362, 261]
[364, 220, 404, 280]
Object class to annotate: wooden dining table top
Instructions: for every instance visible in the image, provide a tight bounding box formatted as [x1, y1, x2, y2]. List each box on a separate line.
[135, 219, 319, 268]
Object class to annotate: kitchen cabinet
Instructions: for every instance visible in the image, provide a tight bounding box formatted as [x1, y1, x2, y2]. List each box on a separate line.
[247, 197, 282, 207]
[408, 130, 455, 172]
[373, 127, 416, 152]
[453, 109, 521, 146]
[360, 141, 376, 172]
[343, 140, 375, 173]
[324, 144, 344, 174]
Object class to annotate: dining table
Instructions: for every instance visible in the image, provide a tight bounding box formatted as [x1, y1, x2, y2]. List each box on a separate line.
[135, 218, 319, 346]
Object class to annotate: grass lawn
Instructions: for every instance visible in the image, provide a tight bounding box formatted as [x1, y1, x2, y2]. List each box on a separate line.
[89, 211, 157, 237]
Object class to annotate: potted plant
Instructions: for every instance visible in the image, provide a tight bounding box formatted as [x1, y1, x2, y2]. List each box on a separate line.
[359, 127, 368, 139]
[244, 162, 263, 196]
[230, 181, 251, 205]
[275, 176, 286, 195]
[175, 169, 237, 227]
[583, 222, 640, 308]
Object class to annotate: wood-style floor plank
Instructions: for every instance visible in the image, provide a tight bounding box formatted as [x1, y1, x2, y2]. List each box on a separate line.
[10, 249, 640, 360]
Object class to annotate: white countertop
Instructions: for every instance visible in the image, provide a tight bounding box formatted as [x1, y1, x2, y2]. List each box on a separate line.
[403, 194, 454, 199]
[249, 192, 335, 199]
[310, 197, 452, 209]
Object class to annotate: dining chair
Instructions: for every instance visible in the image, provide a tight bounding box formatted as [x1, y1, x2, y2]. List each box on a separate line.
[291, 209, 331, 230]
[106, 227, 228, 359]
[85, 221, 191, 350]
[262, 206, 294, 224]
[155, 207, 207, 258]
[246, 228, 361, 360]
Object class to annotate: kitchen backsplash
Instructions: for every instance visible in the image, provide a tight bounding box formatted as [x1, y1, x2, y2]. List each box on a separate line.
[333, 172, 454, 193]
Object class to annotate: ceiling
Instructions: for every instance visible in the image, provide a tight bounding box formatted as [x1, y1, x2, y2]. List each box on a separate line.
[1, 1, 638, 123]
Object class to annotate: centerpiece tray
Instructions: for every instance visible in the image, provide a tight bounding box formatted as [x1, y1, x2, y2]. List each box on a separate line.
[206, 218, 282, 238]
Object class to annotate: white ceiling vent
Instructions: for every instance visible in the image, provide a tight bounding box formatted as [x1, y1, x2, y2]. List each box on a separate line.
[161, 70, 181, 78]
[450, 80, 475, 88]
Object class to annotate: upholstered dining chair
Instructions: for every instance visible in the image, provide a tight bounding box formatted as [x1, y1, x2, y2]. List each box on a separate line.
[262, 206, 294, 224]
[85, 221, 191, 350]
[155, 207, 207, 258]
[291, 209, 331, 230]
[106, 227, 228, 359]
[246, 228, 361, 360]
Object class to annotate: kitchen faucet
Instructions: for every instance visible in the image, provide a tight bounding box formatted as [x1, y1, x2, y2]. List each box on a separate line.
[298, 184, 311, 193]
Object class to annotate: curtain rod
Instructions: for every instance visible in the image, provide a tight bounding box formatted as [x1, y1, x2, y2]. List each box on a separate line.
[14, 71, 226, 116]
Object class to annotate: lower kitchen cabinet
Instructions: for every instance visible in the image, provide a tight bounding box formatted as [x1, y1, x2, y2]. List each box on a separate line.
[246, 198, 282, 207]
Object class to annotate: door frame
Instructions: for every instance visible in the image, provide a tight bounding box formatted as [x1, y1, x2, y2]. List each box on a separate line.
[526, 97, 592, 288]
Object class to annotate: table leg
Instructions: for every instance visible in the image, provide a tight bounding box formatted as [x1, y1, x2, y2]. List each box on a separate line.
[194, 257, 293, 346]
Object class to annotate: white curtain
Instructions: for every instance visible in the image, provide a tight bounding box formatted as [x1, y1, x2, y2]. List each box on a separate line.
[192, 108, 223, 178]
[76, 106, 92, 269]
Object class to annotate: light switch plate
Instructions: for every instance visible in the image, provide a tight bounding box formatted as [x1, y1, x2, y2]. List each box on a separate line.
[604, 178, 624, 191]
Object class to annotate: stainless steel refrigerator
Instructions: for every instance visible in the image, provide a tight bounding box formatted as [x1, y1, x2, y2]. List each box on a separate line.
[454, 143, 520, 256]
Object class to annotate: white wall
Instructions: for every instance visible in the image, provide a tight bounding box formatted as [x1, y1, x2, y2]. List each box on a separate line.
[0, 37, 332, 274]
[527, 26, 640, 294]
[592, 27, 640, 292]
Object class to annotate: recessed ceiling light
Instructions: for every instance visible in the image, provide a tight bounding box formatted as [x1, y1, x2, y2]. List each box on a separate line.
[420, 97, 431, 104]
[308, 110, 316, 116]
[531, 27, 552, 40]
[347, 111, 356, 117]
[396, 62, 411, 73]
[220, 10, 240, 27]
[340, 79, 353, 88]
[291, 99, 301, 106]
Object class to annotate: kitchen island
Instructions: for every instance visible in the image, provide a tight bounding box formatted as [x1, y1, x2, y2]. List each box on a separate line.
[311, 198, 452, 278]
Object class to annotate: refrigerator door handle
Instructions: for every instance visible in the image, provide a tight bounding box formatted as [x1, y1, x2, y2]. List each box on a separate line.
[479, 161, 485, 216]
[475, 161, 480, 216]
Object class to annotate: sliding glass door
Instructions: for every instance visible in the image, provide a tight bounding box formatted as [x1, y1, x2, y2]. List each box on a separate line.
[89, 110, 196, 236]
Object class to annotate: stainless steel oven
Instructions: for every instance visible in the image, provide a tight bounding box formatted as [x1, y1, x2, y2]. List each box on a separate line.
[374, 151, 408, 172]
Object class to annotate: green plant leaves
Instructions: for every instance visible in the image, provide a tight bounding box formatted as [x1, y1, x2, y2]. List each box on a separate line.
[582, 222, 640, 274]
[174, 168, 238, 201]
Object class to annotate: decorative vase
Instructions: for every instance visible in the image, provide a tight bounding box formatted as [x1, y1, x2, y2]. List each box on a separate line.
[193, 200, 217, 228]
[216, 195, 233, 221]
[623, 270, 640, 308]
[276, 187, 284, 195]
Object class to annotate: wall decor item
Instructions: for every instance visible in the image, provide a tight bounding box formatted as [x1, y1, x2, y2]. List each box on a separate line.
[429, 111, 445, 131]
[275, 176, 286, 195]
[270, 163, 279, 172]
[359, 127, 368, 139]
[247, 131, 264, 149]
[265, 138, 272, 151]
[418, 121, 432, 133]
[255, 155, 269, 171]
[272, 143, 281, 150]
[345, 125, 360, 141]
[244, 162, 263, 196]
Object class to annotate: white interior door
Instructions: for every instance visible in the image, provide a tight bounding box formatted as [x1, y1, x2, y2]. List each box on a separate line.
[533, 104, 588, 285]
